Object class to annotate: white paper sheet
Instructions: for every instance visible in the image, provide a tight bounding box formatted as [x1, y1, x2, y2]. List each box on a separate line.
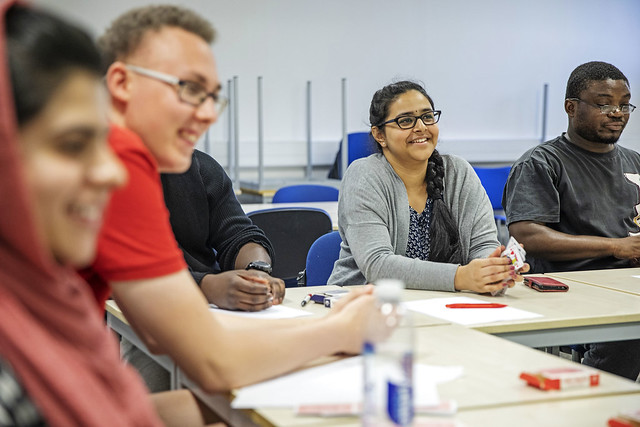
[631, 275, 640, 279]
[231, 356, 462, 409]
[404, 296, 543, 326]
[209, 304, 312, 319]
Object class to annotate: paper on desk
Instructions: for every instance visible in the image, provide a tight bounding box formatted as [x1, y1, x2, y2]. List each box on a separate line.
[404, 296, 542, 326]
[232, 356, 462, 409]
[209, 304, 312, 319]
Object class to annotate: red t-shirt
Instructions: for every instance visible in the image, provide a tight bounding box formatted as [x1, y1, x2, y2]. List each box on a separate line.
[82, 126, 186, 309]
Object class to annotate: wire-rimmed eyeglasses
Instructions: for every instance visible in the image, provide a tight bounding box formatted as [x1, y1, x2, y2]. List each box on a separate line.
[567, 98, 635, 115]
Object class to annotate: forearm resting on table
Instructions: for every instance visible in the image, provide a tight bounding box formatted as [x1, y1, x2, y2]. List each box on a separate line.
[509, 221, 617, 261]
[111, 270, 349, 392]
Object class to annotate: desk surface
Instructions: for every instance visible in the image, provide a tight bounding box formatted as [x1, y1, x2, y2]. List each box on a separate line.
[241, 201, 339, 230]
[455, 393, 640, 427]
[257, 394, 640, 427]
[253, 324, 640, 427]
[548, 267, 640, 296]
[284, 285, 450, 328]
[105, 285, 640, 426]
[402, 277, 640, 347]
[262, 280, 640, 347]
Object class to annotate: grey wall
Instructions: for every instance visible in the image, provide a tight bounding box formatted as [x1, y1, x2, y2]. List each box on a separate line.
[37, 0, 640, 169]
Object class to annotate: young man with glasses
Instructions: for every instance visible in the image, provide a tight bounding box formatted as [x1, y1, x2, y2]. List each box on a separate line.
[81, 4, 387, 394]
[503, 61, 640, 380]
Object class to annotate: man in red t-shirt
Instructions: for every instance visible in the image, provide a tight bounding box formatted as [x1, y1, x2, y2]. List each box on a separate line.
[83, 4, 385, 393]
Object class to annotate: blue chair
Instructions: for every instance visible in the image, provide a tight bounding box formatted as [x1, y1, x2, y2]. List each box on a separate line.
[473, 166, 511, 245]
[247, 207, 332, 287]
[272, 184, 339, 203]
[305, 231, 342, 286]
[327, 132, 377, 179]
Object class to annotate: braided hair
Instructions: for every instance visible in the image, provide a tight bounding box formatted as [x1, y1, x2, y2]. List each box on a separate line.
[369, 81, 462, 264]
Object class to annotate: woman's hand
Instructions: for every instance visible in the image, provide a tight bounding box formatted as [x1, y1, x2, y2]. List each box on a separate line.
[454, 246, 513, 293]
[496, 243, 530, 285]
[454, 245, 530, 293]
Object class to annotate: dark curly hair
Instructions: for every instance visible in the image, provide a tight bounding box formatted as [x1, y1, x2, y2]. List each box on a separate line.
[369, 81, 462, 264]
[565, 61, 629, 99]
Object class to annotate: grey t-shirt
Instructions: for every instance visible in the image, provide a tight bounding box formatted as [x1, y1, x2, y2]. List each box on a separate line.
[503, 134, 640, 272]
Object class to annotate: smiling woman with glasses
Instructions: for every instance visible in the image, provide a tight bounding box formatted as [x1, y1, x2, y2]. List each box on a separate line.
[328, 80, 526, 294]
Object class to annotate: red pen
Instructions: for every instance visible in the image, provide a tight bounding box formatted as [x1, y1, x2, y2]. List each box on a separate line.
[445, 303, 507, 308]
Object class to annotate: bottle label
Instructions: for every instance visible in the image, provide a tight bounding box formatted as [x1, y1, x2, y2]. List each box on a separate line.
[387, 381, 413, 425]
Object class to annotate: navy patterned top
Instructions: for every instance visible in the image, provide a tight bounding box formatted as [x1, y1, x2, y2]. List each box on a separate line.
[406, 198, 434, 261]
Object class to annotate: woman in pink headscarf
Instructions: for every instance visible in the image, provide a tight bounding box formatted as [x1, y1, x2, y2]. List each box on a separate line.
[0, 2, 219, 425]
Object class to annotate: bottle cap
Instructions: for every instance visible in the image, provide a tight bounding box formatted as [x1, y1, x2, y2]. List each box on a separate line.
[374, 279, 404, 303]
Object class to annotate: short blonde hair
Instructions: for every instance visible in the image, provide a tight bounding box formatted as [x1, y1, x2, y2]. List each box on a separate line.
[98, 5, 215, 70]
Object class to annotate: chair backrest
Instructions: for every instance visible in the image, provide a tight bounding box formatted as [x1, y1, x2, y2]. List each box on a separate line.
[247, 207, 333, 287]
[473, 166, 511, 210]
[327, 132, 378, 179]
[272, 184, 339, 203]
[305, 231, 342, 286]
[347, 132, 376, 164]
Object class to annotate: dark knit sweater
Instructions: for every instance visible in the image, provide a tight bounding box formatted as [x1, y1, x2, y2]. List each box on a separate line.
[161, 150, 274, 285]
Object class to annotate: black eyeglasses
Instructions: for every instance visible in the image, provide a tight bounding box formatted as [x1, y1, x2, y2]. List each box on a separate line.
[378, 111, 442, 129]
[126, 64, 228, 113]
[567, 98, 636, 115]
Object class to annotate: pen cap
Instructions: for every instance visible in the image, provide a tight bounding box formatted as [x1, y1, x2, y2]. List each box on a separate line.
[374, 279, 404, 305]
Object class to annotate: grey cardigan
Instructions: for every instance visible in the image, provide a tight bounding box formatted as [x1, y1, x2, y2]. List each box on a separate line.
[327, 153, 499, 291]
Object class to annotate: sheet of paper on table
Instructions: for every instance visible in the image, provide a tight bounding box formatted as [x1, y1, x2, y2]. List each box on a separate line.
[209, 304, 312, 319]
[404, 296, 542, 326]
[231, 356, 462, 409]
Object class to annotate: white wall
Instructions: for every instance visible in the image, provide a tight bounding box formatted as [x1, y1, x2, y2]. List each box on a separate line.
[37, 0, 640, 169]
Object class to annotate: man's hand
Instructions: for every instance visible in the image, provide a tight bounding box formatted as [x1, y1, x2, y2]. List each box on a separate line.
[250, 270, 285, 304]
[200, 270, 284, 311]
[612, 235, 640, 260]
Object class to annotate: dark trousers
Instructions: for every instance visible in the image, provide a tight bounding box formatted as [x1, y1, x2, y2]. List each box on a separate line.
[582, 339, 640, 381]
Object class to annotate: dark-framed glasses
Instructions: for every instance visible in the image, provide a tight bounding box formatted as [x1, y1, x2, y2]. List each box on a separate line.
[568, 98, 636, 115]
[379, 111, 442, 129]
[125, 64, 228, 113]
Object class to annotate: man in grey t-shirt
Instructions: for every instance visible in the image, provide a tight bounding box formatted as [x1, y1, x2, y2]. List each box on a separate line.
[503, 61, 640, 381]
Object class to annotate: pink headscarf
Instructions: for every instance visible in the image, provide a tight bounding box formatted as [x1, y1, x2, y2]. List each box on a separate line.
[0, 1, 163, 425]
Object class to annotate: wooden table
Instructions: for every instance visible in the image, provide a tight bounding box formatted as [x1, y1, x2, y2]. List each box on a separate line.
[251, 324, 640, 426]
[399, 277, 640, 348]
[548, 267, 640, 296]
[454, 394, 640, 427]
[105, 283, 640, 426]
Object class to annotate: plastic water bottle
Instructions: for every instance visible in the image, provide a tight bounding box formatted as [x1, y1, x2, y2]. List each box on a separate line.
[362, 279, 414, 426]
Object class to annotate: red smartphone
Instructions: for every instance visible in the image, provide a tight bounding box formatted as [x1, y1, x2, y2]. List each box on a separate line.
[524, 277, 569, 292]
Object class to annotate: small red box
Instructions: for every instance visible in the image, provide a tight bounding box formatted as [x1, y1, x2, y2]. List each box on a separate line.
[520, 367, 600, 390]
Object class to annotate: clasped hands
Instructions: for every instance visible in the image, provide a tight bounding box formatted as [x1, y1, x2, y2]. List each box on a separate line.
[454, 245, 530, 294]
